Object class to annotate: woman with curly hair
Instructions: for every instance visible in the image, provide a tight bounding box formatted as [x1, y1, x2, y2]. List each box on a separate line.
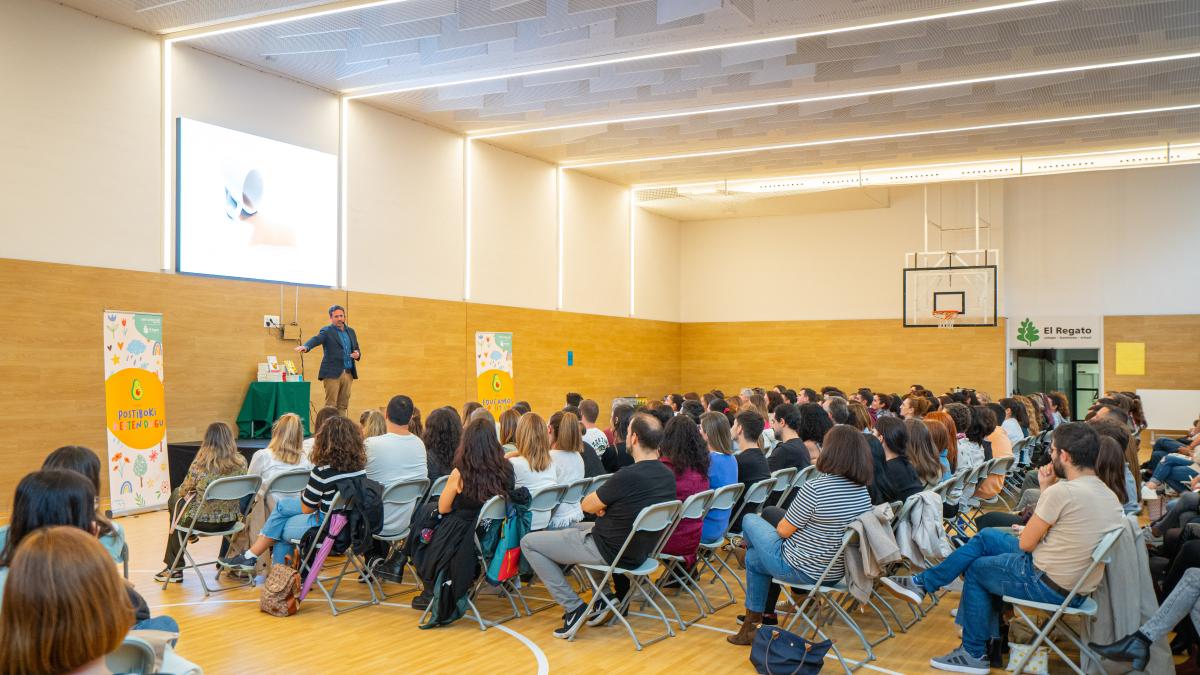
[220, 415, 367, 569]
[422, 407, 462, 481]
[659, 416, 711, 563]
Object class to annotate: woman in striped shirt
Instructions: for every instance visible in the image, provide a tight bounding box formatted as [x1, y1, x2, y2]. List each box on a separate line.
[220, 415, 367, 570]
[728, 425, 874, 645]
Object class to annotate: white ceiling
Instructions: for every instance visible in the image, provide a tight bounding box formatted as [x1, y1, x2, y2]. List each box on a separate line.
[63, 0, 1200, 187]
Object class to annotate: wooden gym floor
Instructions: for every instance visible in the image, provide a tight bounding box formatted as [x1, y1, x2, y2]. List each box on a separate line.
[125, 510, 1092, 675]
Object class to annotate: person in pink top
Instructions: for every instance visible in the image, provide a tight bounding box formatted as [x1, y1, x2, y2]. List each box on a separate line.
[658, 416, 710, 567]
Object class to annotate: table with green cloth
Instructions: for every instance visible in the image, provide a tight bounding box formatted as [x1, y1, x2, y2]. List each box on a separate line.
[236, 381, 311, 439]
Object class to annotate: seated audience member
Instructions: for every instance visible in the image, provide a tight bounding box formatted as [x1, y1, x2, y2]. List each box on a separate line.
[1149, 419, 1200, 470]
[1015, 395, 1042, 436]
[926, 411, 960, 472]
[422, 407, 462, 482]
[498, 408, 521, 454]
[360, 409, 387, 439]
[905, 418, 945, 488]
[159, 422, 248, 583]
[872, 393, 894, 419]
[548, 411, 588, 528]
[579, 399, 611, 460]
[823, 396, 850, 426]
[366, 396, 428, 538]
[413, 417, 517, 611]
[0, 445, 126, 564]
[1048, 391, 1071, 427]
[663, 393, 684, 415]
[509, 413, 560, 530]
[680, 399, 706, 424]
[708, 398, 735, 426]
[731, 410, 771, 531]
[520, 414, 675, 638]
[220, 416, 367, 570]
[303, 405, 342, 457]
[728, 425, 874, 644]
[552, 410, 604, 478]
[974, 406, 1012, 500]
[945, 403, 986, 472]
[700, 412, 738, 543]
[566, 392, 584, 408]
[1095, 436, 1138, 515]
[408, 406, 423, 437]
[848, 402, 874, 431]
[1146, 448, 1200, 494]
[0, 527, 135, 675]
[999, 398, 1030, 443]
[883, 423, 1125, 674]
[925, 418, 955, 481]
[870, 417, 923, 504]
[249, 413, 312, 502]
[658, 416, 711, 568]
[797, 403, 833, 463]
[461, 401, 484, 424]
[601, 404, 636, 473]
[1090, 566, 1200, 671]
[797, 388, 818, 405]
[0, 470, 177, 631]
[900, 395, 931, 420]
[512, 401, 532, 415]
[767, 404, 811, 473]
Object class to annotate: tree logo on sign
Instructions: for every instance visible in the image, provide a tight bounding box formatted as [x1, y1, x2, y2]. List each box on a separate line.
[1017, 318, 1040, 346]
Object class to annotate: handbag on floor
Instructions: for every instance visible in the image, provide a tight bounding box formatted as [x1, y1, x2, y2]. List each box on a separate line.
[749, 625, 832, 674]
[260, 550, 302, 617]
[1005, 642, 1049, 675]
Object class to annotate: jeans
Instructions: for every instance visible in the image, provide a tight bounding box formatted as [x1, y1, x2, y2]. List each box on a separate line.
[1151, 439, 1188, 470]
[1143, 567, 1200, 642]
[915, 528, 1080, 658]
[261, 497, 321, 564]
[134, 615, 180, 633]
[1152, 455, 1197, 493]
[1154, 491, 1200, 534]
[742, 513, 816, 613]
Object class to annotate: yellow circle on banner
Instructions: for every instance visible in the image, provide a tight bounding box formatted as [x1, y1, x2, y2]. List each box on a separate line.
[105, 368, 166, 449]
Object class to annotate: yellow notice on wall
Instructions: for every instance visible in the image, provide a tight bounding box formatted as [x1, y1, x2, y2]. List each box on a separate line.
[1115, 342, 1145, 375]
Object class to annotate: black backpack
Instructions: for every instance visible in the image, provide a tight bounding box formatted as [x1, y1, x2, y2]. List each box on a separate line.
[329, 476, 384, 556]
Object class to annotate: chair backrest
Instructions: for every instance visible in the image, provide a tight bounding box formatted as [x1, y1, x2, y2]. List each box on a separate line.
[770, 467, 797, 492]
[381, 478, 430, 507]
[202, 474, 262, 502]
[989, 455, 1015, 476]
[708, 482, 745, 511]
[588, 473, 613, 494]
[559, 477, 591, 505]
[595, 500, 682, 575]
[477, 494, 508, 524]
[107, 635, 156, 674]
[264, 468, 311, 496]
[428, 474, 450, 499]
[742, 476, 776, 508]
[791, 465, 818, 491]
[892, 493, 922, 531]
[678, 489, 715, 521]
[528, 485, 567, 515]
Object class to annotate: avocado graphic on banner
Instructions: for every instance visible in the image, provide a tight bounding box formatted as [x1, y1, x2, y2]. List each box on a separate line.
[475, 332, 514, 416]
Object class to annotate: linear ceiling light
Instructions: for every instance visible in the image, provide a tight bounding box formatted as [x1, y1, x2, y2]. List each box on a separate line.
[163, 0, 418, 42]
[344, 0, 1063, 99]
[565, 103, 1200, 169]
[469, 51, 1200, 139]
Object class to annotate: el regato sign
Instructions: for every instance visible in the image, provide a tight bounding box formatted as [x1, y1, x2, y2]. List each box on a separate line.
[1010, 316, 1102, 349]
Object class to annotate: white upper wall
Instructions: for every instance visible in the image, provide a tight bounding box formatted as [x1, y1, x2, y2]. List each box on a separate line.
[562, 171, 629, 317]
[0, 0, 161, 272]
[634, 208, 681, 323]
[1003, 164, 1200, 317]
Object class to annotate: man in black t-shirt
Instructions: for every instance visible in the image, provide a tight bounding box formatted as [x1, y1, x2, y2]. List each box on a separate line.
[520, 413, 675, 639]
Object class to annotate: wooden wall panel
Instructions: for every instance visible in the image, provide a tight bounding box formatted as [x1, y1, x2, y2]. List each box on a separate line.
[1104, 315, 1200, 393]
[681, 319, 1009, 400]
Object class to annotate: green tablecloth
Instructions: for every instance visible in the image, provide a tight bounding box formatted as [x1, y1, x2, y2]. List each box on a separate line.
[236, 381, 311, 439]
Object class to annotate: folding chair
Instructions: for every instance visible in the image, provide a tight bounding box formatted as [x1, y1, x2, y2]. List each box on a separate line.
[694, 482, 745, 612]
[293, 492, 379, 616]
[653, 489, 715, 628]
[965, 456, 1016, 523]
[775, 528, 882, 673]
[368, 478, 429, 600]
[107, 635, 156, 674]
[768, 467, 798, 507]
[720, 477, 779, 570]
[588, 473, 613, 495]
[569, 500, 683, 650]
[1005, 528, 1124, 675]
[418, 495, 524, 630]
[163, 474, 262, 595]
[516, 484, 567, 615]
[876, 493, 928, 632]
[262, 468, 311, 511]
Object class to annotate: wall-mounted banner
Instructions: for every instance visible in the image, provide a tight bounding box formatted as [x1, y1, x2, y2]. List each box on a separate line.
[1009, 315, 1102, 350]
[475, 332, 514, 416]
[103, 311, 170, 516]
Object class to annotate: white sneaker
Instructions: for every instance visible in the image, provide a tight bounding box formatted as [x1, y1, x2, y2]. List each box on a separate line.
[1142, 485, 1160, 501]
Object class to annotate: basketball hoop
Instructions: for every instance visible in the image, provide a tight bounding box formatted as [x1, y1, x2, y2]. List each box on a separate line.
[933, 309, 960, 329]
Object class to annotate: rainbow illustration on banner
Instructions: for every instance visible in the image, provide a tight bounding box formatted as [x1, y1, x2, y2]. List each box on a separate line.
[475, 332, 514, 416]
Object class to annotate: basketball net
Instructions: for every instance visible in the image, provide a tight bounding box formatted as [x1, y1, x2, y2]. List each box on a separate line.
[933, 309, 960, 329]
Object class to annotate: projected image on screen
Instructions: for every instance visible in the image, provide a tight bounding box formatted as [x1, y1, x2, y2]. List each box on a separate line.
[176, 118, 337, 286]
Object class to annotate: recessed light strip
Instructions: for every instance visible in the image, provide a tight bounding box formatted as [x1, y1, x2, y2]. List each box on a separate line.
[567, 104, 1200, 169]
[470, 51, 1200, 139]
[344, 0, 1063, 99]
[163, 0, 418, 42]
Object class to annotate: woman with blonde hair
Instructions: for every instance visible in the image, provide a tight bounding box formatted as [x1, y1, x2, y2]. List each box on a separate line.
[1014, 395, 1041, 435]
[508, 413, 558, 529]
[499, 408, 521, 454]
[360, 409, 387, 439]
[848, 402, 874, 432]
[550, 410, 602, 477]
[408, 406, 423, 438]
[244, 413, 313, 565]
[158, 422, 248, 583]
[0, 527, 134, 675]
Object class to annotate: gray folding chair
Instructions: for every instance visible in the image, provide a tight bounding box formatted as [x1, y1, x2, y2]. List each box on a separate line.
[965, 455, 1017, 524]
[768, 467, 798, 507]
[292, 492, 379, 616]
[517, 484, 568, 615]
[653, 489, 716, 628]
[427, 474, 450, 502]
[694, 482, 746, 611]
[368, 477, 429, 600]
[569, 500, 683, 650]
[588, 473, 613, 495]
[262, 468, 311, 511]
[107, 635, 157, 674]
[1005, 528, 1124, 675]
[418, 495, 524, 630]
[163, 474, 262, 595]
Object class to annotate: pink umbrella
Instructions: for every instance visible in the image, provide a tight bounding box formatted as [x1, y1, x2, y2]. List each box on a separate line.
[299, 513, 346, 601]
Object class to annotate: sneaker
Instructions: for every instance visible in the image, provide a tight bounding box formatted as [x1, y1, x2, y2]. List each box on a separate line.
[554, 604, 589, 639]
[930, 646, 990, 674]
[736, 613, 779, 626]
[880, 576, 927, 605]
[217, 553, 257, 571]
[585, 591, 626, 626]
[154, 568, 183, 583]
[411, 593, 432, 611]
